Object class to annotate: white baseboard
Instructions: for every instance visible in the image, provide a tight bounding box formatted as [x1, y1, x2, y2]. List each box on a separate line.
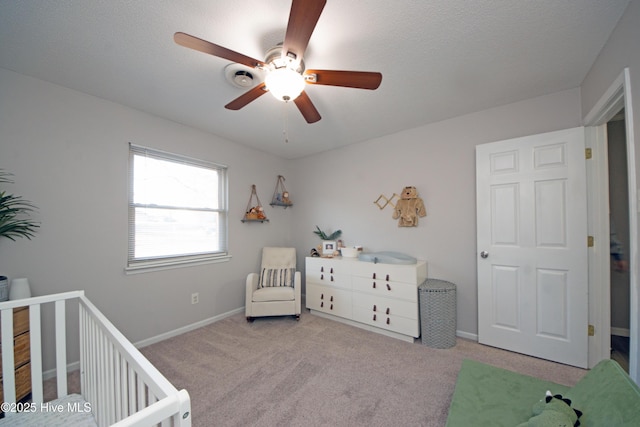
[611, 327, 630, 337]
[456, 330, 478, 341]
[135, 306, 245, 349]
[43, 361, 80, 381]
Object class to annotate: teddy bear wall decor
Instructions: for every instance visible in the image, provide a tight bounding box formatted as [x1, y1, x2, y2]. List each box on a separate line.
[392, 186, 426, 227]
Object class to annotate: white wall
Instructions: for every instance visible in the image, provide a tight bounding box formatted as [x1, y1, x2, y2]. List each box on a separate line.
[0, 64, 591, 362]
[289, 88, 583, 336]
[0, 68, 292, 367]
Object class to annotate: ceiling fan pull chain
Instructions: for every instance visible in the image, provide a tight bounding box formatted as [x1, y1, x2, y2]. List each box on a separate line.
[282, 102, 290, 143]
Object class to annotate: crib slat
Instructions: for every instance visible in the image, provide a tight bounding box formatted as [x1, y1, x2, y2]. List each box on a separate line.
[107, 338, 115, 425]
[128, 364, 137, 415]
[1, 309, 16, 417]
[55, 299, 68, 397]
[29, 304, 44, 404]
[99, 331, 107, 426]
[89, 311, 98, 417]
[137, 376, 146, 414]
[79, 305, 87, 398]
[90, 313, 100, 424]
[114, 351, 121, 421]
[118, 353, 127, 419]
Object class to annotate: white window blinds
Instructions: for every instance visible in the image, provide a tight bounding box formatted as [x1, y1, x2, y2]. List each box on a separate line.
[128, 144, 228, 271]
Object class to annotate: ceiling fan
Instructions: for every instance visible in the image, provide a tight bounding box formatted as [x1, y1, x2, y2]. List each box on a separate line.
[174, 0, 382, 124]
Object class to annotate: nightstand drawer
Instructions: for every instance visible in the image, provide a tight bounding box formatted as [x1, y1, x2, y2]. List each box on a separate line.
[0, 331, 30, 372]
[0, 361, 32, 405]
[0, 307, 29, 336]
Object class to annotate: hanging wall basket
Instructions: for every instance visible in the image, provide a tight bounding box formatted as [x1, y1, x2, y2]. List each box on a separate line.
[242, 184, 269, 222]
[270, 175, 293, 208]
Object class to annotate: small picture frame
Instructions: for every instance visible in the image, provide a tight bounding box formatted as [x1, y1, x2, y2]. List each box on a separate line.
[322, 240, 336, 256]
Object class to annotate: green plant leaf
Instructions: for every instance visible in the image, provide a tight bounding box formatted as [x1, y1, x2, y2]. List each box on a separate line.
[313, 225, 341, 241]
[0, 169, 40, 241]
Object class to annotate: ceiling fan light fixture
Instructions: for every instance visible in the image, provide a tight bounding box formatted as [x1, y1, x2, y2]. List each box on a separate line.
[265, 67, 305, 102]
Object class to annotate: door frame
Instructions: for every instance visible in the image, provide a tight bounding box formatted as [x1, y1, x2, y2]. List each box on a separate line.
[584, 67, 638, 382]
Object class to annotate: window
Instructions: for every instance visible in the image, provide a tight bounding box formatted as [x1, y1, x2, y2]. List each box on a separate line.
[127, 144, 228, 272]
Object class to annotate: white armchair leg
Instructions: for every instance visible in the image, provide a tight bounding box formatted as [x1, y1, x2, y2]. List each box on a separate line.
[246, 273, 259, 322]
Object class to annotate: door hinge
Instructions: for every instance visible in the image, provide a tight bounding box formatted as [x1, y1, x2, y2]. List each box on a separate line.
[587, 236, 594, 247]
[585, 148, 592, 159]
[588, 324, 595, 336]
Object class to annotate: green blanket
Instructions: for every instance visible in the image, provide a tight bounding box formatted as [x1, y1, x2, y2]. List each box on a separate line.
[446, 358, 640, 427]
[445, 360, 570, 427]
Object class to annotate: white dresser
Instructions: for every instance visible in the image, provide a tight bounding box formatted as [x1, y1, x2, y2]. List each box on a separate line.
[305, 257, 427, 342]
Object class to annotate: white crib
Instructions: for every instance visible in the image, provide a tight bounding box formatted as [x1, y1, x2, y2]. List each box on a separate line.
[0, 291, 191, 426]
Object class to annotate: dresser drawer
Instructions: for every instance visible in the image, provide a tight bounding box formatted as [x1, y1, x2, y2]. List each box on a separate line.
[352, 276, 418, 301]
[306, 283, 352, 319]
[306, 258, 351, 288]
[306, 257, 352, 275]
[352, 293, 419, 321]
[306, 271, 351, 287]
[352, 260, 427, 284]
[352, 306, 420, 337]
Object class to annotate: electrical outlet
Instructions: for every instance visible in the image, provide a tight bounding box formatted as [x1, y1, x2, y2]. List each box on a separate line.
[191, 292, 199, 305]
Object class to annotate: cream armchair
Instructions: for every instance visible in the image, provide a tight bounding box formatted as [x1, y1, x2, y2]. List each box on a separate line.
[245, 247, 301, 322]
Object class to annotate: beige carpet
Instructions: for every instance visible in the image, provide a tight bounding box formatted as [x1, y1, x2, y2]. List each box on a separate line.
[140, 312, 587, 427]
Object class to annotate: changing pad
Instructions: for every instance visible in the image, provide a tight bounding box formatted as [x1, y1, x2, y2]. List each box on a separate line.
[357, 251, 417, 264]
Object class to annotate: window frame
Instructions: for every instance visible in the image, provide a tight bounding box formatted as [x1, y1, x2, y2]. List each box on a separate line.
[126, 143, 230, 273]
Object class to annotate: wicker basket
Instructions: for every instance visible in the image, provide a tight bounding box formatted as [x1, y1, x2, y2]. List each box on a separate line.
[419, 279, 457, 349]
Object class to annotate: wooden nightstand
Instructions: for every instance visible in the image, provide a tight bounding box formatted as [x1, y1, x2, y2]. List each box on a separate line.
[0, 306, 31, 405]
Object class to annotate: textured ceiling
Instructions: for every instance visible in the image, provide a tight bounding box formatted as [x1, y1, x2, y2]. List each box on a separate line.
[0, 0, 630, 159]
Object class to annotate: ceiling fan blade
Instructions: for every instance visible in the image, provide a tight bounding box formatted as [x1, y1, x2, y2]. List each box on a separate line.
[174, 32, 265, 68]
[294, 91, 321, 123]
[304, 70, 382, 90]
[225, 83, 268, 110]
[282, 0, 326, 61]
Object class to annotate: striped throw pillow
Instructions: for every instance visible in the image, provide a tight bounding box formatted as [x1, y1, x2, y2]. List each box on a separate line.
[258, 268, 295, 288]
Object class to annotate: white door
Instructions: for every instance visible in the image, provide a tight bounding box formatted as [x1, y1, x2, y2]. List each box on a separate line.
[476, 127, 589, 368]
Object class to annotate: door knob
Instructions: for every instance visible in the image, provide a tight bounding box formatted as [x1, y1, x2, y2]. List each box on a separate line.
[480, 250, 489, 259]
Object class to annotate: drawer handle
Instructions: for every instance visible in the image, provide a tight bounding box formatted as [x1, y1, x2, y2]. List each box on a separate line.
[321, 293, 324, 299]
[386, 274, 390, 281]
[373, 304, 377, 312]
[373, 314, 377, 321]
[372, 282, 376, 289]
[386, 318, 390, 325]
[372, 273, 376, 279]
[330, 296, 334, 302]
[321, 267, 324, 272]
[386, 283, 391, 291]
[386, 307, 390, 315]
[330, 304, 333, 310]
[331, 276, 334, 282]
[330, 267, 334, 274]
[321, 301, 324, 307]
[321, 274, 324, 280]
